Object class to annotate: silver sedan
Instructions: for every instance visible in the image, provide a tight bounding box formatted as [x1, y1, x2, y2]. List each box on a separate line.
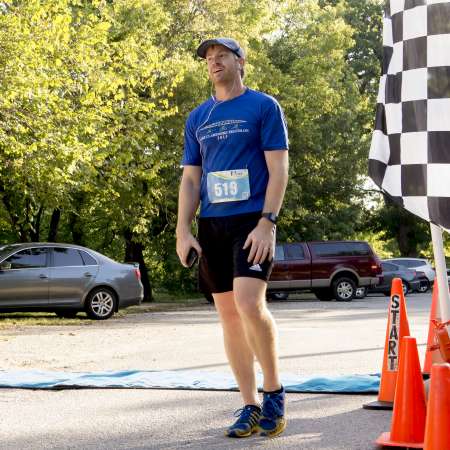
[0, 243, 143, 320]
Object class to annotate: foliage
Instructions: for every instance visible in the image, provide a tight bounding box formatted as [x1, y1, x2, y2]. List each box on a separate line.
[264, 1, 372, 241]
[0, 0, 419, 296]
[366, 196, 432, 257]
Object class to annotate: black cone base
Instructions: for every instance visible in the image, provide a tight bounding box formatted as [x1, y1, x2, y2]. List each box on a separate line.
[362, 400, 393, 410]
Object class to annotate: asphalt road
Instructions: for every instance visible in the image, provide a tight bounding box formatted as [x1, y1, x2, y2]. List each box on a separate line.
[0, 292, 432, 449]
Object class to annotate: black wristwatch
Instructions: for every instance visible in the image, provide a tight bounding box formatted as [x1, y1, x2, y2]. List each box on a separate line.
[261, 212, 278, 224]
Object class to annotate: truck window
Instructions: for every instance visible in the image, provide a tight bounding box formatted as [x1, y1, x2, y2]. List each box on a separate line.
[274, 245, 285, 261]
[350, 243, 370, 256]
[284, 243, 305, 260]
[312, 242, 347, 257]
[311, 242, 370, 257]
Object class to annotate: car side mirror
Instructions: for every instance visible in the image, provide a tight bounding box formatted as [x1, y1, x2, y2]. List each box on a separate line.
[0, 261, 12, 271]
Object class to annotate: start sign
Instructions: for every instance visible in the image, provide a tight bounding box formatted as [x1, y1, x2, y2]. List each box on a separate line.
[387, 294, 401, 371]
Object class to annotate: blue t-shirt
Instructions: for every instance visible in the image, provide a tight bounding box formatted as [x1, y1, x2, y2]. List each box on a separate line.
[182, 88, 288, 217]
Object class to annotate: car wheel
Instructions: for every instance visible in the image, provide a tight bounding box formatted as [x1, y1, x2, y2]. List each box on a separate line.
[333, 277, 356, 302]
[267, 292, 289, 301]
[85, 287, 116, 320]
[402, 282, 410, 296]
[355, 286, 368, 299]
[54, 310, 78, 319]
[313, 288, 334, 301]
[417, 280, 430, 293]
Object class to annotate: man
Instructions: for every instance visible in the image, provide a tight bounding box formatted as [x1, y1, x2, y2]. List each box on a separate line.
[176, 37, 289, 438]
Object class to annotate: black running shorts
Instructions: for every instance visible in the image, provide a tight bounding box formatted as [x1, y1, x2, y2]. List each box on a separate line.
[198, 212, 274, 294]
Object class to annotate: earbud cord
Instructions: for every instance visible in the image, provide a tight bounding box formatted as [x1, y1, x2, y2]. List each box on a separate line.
[196, 69, 245, 160]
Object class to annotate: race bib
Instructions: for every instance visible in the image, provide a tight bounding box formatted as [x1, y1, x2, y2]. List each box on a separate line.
[207, 169, 251, 203]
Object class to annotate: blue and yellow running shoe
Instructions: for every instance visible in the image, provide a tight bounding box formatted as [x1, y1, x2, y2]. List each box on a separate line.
[225, 404, 261, 438]
[258, 386, 286, 437]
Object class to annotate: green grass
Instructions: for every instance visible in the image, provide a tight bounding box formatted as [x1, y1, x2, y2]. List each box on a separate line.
[0, 293, 209, 328]
[152, 290, 205, 302]
[0, 311, 94, 328]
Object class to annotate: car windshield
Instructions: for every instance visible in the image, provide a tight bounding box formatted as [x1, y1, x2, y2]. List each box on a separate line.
[0, 245, 21, 260]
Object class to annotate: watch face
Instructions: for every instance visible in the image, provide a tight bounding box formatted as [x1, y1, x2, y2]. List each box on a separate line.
[263, 213, 277, 224]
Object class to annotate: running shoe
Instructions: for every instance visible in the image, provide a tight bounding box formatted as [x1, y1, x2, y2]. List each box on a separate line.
[225, 404, 261, 438]
[258, 386, 286, 437]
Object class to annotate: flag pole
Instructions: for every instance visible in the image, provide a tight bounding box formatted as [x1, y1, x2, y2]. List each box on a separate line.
[430, 223, 450, 327]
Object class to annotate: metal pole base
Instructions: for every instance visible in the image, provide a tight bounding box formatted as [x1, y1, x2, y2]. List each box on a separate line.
[362, 400, 393, 410]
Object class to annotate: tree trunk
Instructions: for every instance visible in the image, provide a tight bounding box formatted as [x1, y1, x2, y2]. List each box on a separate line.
[68, 212, 84, 245]
[48, 208, 61, 242]
[29, 206, 43, 242]
[124, 228, 152, 302]
[0, 181, 26, 241]
[397, 222, 415, 256]
[381, 195, 429, 257]
[68, 193, 85, 245]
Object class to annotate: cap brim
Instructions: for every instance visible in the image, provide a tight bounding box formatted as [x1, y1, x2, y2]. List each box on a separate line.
[196, 39, 221, 58]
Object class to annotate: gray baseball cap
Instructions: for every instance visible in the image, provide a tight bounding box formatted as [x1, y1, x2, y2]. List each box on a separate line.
[196, 37, 245, 59]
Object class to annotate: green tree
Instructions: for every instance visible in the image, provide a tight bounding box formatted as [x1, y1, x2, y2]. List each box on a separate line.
[0, 0, 401, 298]
[259, 1, 370, 241]
[368, 196, 431, 256]
[141, 0, 281, 292]
[0, 0, 113, 242]
[0, 0, 184, 299]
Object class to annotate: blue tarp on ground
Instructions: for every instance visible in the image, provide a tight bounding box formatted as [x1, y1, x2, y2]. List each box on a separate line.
[0, 370, 380, 393]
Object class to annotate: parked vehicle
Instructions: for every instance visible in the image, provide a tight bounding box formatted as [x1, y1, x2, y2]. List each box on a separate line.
[385, 258, 435, 293]
[369, 261, 422, 296]
[414, 271, 431, 293]
[355, 286, 369, 299]
[267, 240, 382, 302]
[0, 243, 143, 319]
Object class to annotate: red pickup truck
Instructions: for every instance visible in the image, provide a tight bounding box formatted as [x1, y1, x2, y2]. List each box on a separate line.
[268, 240, 382, 301]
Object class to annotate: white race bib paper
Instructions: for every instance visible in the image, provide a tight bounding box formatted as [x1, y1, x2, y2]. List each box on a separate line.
[207, 169, 251, 203]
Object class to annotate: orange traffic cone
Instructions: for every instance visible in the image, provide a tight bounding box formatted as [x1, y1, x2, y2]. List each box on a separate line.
[423, 282, 445, 375]
[364, 278, 411, 410]
[424, 363, 450, 450]
[376, 336, 427, 448]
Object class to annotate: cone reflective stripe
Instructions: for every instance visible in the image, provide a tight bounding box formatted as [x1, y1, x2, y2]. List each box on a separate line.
[424, 363, 450, 450]
[423, 282, 445, 375]
[363, 278, 411, 410]
[376, 336, 427, 448]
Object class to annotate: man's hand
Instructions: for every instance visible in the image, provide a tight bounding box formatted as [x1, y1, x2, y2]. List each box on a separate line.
[176, 230, 202, 268]
[243, 218, 276, 265]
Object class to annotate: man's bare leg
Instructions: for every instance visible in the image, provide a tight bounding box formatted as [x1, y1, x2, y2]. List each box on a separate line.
[233, 277, 281, 392]
[213, 291, 259, 406]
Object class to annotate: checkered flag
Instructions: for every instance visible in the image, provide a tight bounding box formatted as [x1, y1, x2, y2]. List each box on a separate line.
[368, 0, 450, 230]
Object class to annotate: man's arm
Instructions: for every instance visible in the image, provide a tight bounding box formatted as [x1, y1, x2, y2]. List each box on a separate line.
[176, 165, 203, 267]
[243, 150, 289, 265]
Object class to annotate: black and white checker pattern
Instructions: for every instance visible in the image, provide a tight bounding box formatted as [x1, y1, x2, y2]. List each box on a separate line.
[368, 0, 450, 230]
